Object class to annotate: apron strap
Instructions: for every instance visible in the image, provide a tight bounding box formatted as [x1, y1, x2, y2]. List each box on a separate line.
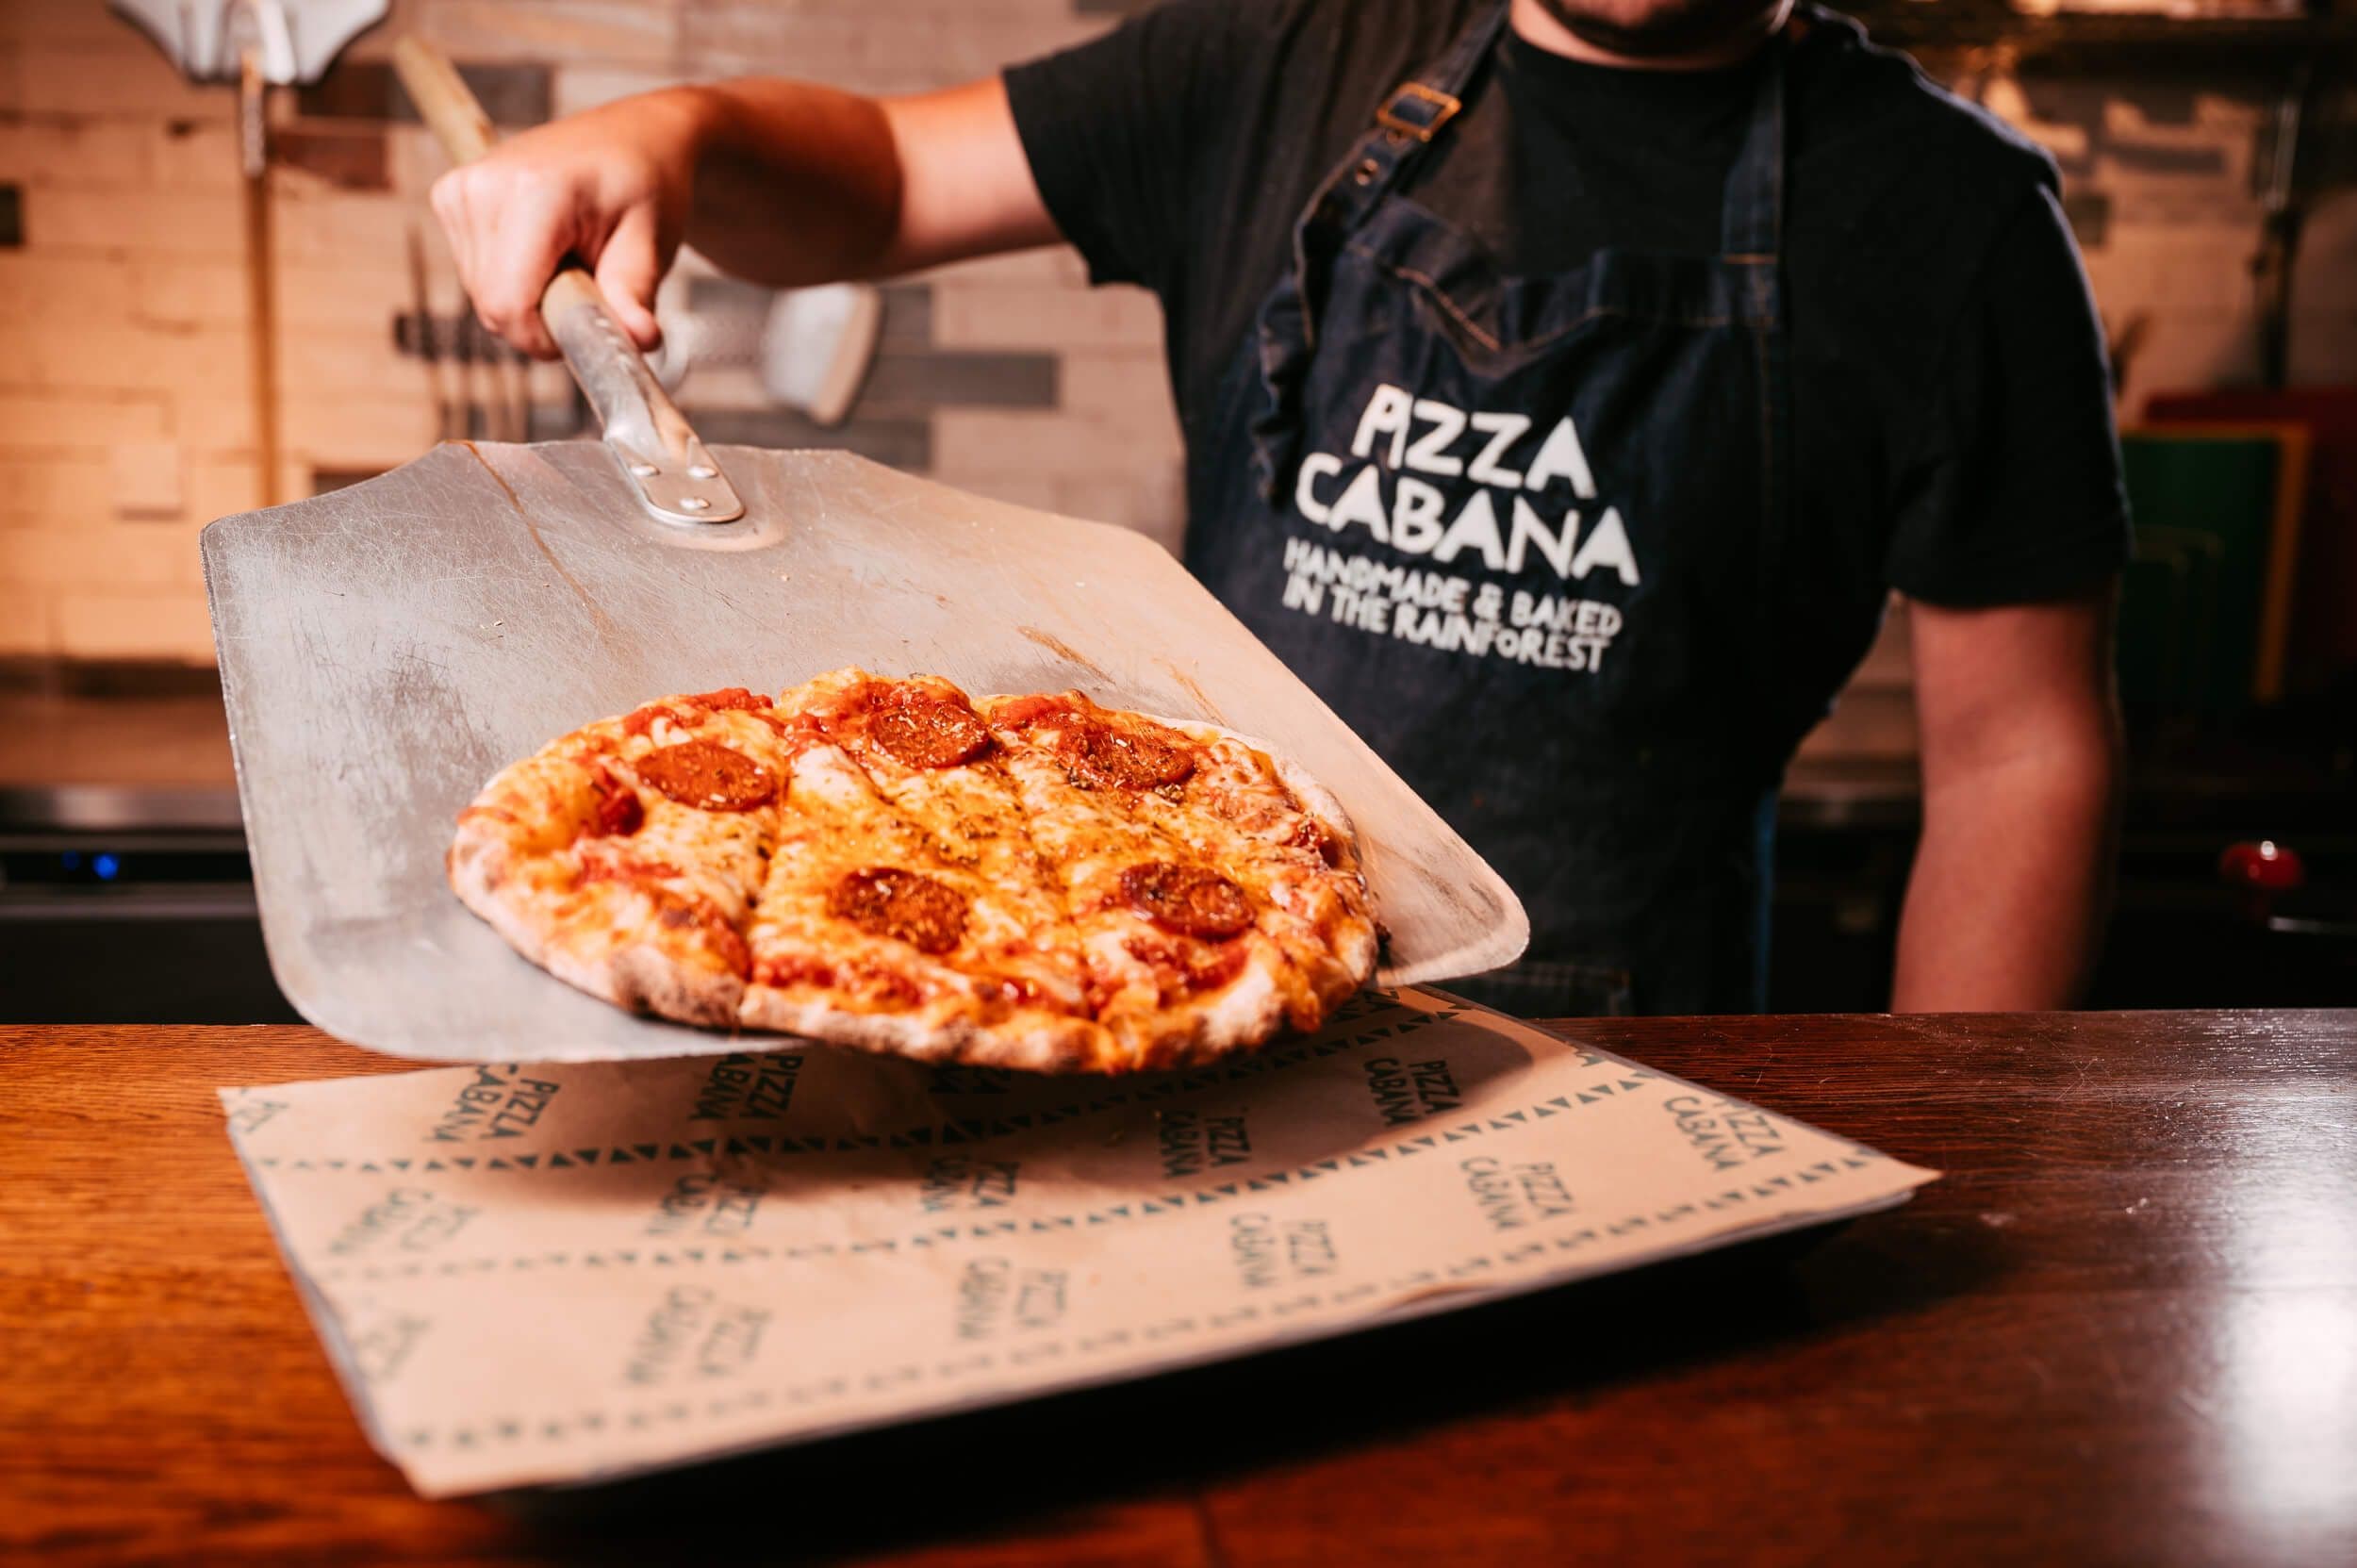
[1322, 3, 1512, 229]
[1339, 5, 1788, 263]
[1717, 30, 1788, 261]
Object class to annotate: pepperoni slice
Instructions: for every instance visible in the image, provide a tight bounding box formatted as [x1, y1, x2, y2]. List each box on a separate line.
[1121, 861, 1253, 939]
[656, 898, 751, 978]
[1123, 934, 1248, 994]
[828, 867, 968, 954]
[633, 740, 777, 811]
[684, 686, 769, 713]
[1289, 815, 1343, 867]
[1065, 718, 1195, 790]
[622, 687, 768, 738]
[988, 693, 1071, 731]
[871, 693, 992, 769]
[589, 767, 644, 836]
[993, 698, 1194, 788]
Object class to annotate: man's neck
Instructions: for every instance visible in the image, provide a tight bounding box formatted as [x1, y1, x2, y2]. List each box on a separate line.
[1509, 0, 1791, 71]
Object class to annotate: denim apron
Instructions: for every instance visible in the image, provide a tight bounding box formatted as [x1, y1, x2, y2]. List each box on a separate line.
[1185, 5, 1793, 1015]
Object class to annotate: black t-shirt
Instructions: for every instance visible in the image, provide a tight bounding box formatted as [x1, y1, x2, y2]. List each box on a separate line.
[1004, 0, 2131, 650]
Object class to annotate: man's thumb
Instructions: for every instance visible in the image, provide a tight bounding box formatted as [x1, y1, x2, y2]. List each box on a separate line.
[591, 205, 667, 352]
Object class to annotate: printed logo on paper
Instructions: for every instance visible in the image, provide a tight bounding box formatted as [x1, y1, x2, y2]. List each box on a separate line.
[1461, 1155, 1575, 1231]
[645, 1170, 766, 1237]
[1662, 1093, 1786, 1171]
[955, 1257, 1068, 1340]
[919, 1155, 1020, 1213]
[622, 1285, 771, 1386]
[687, 1051, 803, 1121]
[427, 1065, 562, 1143]
[1228, 1213, 1341, 1290]
[325, 1186, 478, 1257]
[1158, 1108, 1253, 1180]
[1362, 1054, 1462, 1127]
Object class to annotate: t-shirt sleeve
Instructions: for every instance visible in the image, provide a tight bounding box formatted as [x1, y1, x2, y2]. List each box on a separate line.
[1001, 0, 1267, 293]
[1883, 182, 2134, 606]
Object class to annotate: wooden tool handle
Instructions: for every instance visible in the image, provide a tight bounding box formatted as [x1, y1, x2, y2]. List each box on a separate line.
[388, 38, 742, 524]
[390, 38, 497, 166]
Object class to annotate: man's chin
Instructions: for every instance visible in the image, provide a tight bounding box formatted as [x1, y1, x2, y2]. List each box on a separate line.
[1531, 0, 1783, 59]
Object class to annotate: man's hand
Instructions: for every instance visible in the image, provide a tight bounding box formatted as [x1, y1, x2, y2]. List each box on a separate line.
[431, 91, 706, 357]
[428, 77, 1056, 360]
[1892, 586, 2121, 1012]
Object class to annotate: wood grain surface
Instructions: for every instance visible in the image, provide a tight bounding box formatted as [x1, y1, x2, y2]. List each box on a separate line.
[4, 1011, 2352, 1567]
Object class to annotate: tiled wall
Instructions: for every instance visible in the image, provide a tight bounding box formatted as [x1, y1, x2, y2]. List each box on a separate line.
[0, 0, 2348, 753]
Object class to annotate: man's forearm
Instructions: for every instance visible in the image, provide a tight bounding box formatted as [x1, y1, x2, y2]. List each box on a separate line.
[1890, 741, 2118, 1012]
[672, 80, 906, 288]
[680, 76, 1055, 289]
[429, 70, 1051, 358]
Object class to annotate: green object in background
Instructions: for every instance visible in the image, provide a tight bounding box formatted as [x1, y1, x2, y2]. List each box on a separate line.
[2117, 431, 2297, 715]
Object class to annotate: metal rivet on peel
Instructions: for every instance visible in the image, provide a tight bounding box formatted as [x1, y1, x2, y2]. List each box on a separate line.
[679, 496, 713, 512]
[687, 464, 717, 480]
[629, 462, 659, 477]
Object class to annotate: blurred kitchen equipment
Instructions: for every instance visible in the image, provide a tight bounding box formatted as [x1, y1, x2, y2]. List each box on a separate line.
[2115, 425, 2308, 715]
[404, 222, 459, 442]
[2217, 837, 2357, 996]
[110, 0, 386, 82]
[2148, 389, 2357, 699]
[652, 272, 883, 428]
[196, 41, 1526, 1065]
[2252, 58, 2316, 389]
[759, 283, 882, 425]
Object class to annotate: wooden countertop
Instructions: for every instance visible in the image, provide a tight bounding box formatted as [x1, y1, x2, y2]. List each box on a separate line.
[4, 1012, 2352, 1567]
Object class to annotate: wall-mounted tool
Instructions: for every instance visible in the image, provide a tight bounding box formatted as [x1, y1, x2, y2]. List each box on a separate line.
[110, 0, 386, 83]
[653, 276, 883, 429]
[110, 0, 389, 506]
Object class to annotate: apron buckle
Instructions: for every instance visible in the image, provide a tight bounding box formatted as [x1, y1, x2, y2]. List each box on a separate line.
[1375, 81, 1461, 143]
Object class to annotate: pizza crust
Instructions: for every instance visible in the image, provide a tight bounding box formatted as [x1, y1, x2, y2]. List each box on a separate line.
[448, 676, 1378, 1072]
[737, 988, 1107, 1073]
[450, 800, 750, 1030]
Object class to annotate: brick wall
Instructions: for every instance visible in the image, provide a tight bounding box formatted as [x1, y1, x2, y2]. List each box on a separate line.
[0, 0, 2347, 760]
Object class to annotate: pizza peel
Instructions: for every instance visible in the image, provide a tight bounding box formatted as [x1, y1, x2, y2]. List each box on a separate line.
[199, 42, 1527, 1065]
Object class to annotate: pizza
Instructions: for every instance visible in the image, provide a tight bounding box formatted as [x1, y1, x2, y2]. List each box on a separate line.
[447, 668, 1379, 1072]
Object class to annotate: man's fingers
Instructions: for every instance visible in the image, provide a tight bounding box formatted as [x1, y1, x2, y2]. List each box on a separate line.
[472, 174, 581, 360]
[588, 205, 667, 352]
[433, 165, 562, 359]
[421, 116, 683, 362]
[428, 170, 479, 308]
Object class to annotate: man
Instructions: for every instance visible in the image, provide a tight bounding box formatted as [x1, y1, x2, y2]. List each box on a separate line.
[433, 0, 2127, 1016]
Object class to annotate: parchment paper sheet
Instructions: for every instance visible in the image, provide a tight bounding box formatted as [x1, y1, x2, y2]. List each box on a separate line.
[223, 990, 1937, 1497]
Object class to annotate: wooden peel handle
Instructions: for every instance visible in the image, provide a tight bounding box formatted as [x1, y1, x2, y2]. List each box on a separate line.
[388, 37, 743, 523]
[390, 38, 498, 164]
